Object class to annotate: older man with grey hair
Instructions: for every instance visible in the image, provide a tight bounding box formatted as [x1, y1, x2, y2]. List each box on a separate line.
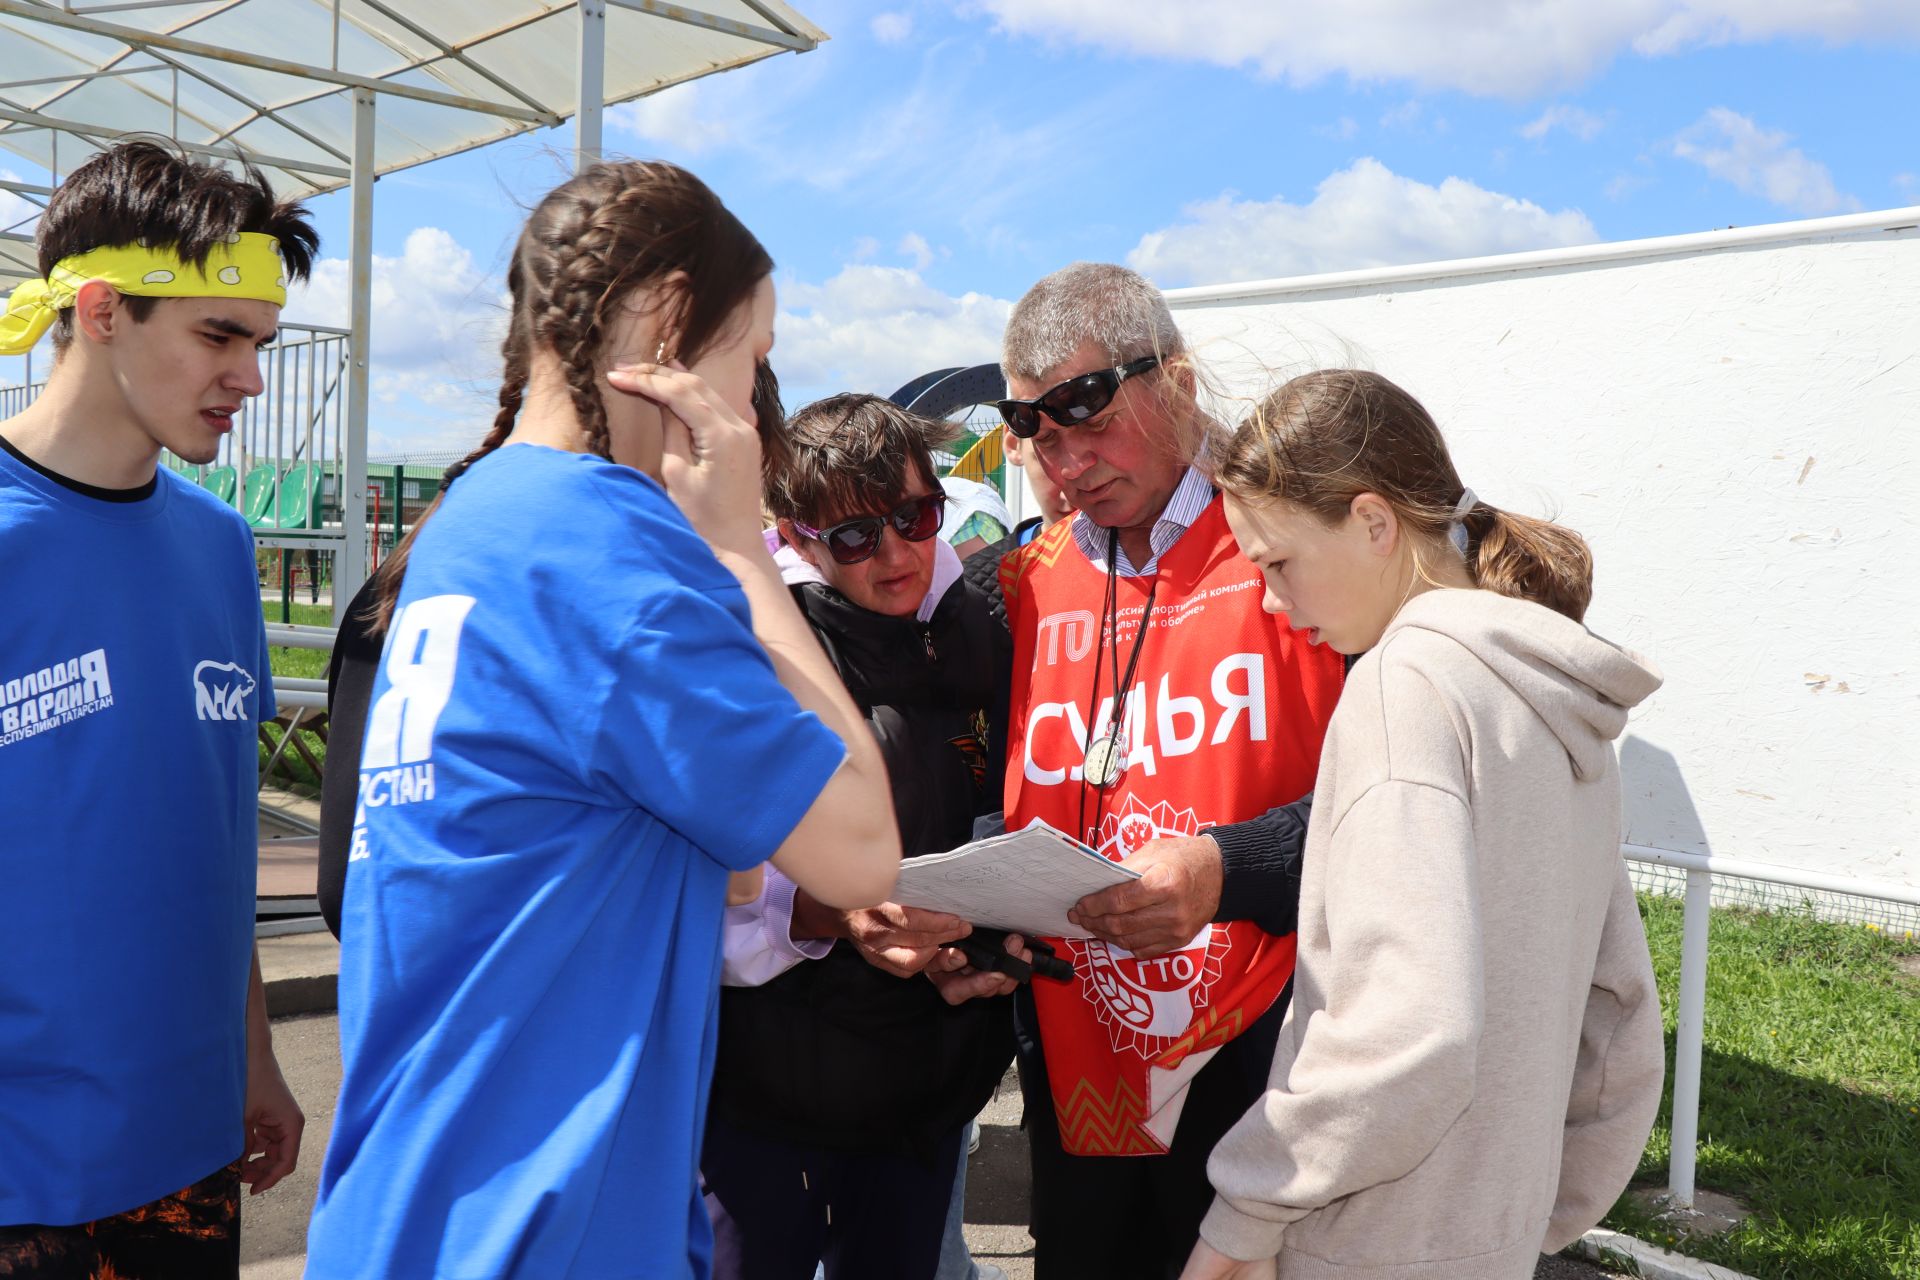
[984, 263, 1346, 1279]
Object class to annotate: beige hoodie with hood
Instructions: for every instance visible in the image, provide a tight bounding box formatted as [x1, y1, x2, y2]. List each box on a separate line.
[1200, 588, 1666, 1279]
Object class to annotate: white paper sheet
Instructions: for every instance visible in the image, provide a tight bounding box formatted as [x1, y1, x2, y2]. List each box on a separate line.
[890, 821, 1140, 939]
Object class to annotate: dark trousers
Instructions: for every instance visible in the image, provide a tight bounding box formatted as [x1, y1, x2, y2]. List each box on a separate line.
[1015, 986, 1287, 1280]
[704, 1118, 966, 1280]
[0, 1161, 240, 1280]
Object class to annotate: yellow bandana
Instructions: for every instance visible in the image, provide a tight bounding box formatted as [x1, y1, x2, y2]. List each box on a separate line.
[0, 232, 289, 356]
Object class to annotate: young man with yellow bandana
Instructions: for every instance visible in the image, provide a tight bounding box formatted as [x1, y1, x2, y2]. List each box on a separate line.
[0, 141, 319, 1280]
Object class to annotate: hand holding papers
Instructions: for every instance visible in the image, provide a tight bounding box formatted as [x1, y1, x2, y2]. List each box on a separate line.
[890, 821, 1140, 941]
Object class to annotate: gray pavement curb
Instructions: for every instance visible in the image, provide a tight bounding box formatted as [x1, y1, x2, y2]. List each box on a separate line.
[1577, 1228, 1761, 1280]
[265, 970, 336, 1017]
[260, 931, 339, 1018]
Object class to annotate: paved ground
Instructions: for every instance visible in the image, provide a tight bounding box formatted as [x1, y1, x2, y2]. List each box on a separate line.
[238, 1014, 337, 1280]
[241, 1013, 1626, 1279]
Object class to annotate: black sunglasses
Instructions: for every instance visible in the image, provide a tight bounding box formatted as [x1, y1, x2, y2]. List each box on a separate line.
[995, 354, 1161, 439]
[792, 491, 947, 566]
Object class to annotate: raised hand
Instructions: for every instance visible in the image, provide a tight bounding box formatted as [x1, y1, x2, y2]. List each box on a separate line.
[605, 361, 764, 556]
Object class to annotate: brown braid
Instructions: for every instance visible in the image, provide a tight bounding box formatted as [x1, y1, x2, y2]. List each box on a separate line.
[540, 212, 622, 463]
[360, 161, 771, 635]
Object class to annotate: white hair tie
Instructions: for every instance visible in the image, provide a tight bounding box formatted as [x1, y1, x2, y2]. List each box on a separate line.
[1448, 487, 1478, 555]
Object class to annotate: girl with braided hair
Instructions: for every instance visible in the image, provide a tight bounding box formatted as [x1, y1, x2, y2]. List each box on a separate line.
[304, 161, 900, 1279]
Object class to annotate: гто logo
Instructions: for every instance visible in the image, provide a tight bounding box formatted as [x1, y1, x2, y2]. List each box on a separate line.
[1074, 795, 1228, 1057]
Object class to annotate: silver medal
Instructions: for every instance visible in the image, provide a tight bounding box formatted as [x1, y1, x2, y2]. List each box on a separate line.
[1083, 731, 1126, 788]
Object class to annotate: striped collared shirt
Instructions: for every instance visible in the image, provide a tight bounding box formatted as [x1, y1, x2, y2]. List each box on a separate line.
[1070, 464, 1214, 577]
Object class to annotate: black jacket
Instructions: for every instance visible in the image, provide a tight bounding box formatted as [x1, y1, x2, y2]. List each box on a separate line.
[317, 574, 383, 939]
[708, 578, 1016, 1159]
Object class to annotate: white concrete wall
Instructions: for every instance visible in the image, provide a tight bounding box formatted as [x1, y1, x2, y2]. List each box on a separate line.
[1166, 212, 1920, 893]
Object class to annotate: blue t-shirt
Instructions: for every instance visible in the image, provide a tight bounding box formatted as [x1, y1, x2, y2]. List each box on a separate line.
[306, 445, 846, 1280]
[0, 447, 271, 1225]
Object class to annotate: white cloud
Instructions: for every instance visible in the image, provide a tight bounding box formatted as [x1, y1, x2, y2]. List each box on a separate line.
[1633, 0, 1920, 54]
[1892, 173, 1917, 200]
[1319, 116, 1359, 141]
[776, 265, 1011, 398]
[1380, 101, 1420, 129]
[1127, 158, 1599, 287]
[284, 227, 508, 450]
[607, 82, 734, 155]
[897, 232, 936, 271]
[1606, 172, 1653, 201]
[1671, 108, 1858, 215]
[276, 233, 1001, 454]
[274, 230, 991, 455]
[1379, 101, 1445, 134]
[963, 0, 1920, 97]
[871, 11, 914, 43]
[1521, 105, 1606, 141]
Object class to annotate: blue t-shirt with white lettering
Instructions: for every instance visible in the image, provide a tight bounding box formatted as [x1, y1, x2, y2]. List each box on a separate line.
[305, 445, 846, 1280]
[0, 446, 272, 1225]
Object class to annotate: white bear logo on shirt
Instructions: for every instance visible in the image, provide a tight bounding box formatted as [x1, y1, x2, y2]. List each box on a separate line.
[193, 660, 257, 721]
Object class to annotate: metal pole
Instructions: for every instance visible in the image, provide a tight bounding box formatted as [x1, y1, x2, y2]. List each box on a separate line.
[0, 0, 559, 125]
[273, 334, 286, 471]
[604, 0, 816, 51]
[575, 0, 605, 172]
[1668, 866, 1711, 1209]
[337, 87, 374, 626]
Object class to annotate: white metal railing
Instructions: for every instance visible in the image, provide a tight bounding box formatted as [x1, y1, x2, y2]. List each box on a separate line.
[0, 381, 31, 418]
[196, 323, 352, 546]
[5, 324, 352, 542]
[1620, 844, 1920, 1211]
[264, 623, 336, 713]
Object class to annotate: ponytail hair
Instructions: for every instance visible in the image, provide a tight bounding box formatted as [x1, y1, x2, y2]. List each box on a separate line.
[362, 160, 773, 633]
[1462, 496, 1593, 624]
[1213, 369, 1593, 623]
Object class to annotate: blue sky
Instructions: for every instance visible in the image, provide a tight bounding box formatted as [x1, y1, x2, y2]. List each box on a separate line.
[5, 0, 1918, 455]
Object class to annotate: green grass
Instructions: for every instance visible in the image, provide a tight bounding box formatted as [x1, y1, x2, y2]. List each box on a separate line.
[1606, 894, 1920, 1279]
[263, 599, 334, 679]
[259, 600, 331, 785]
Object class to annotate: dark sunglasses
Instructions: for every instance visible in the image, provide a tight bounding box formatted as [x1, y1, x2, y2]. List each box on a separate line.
[792, 491, 947, 566]
[995, 354, 1161, 439]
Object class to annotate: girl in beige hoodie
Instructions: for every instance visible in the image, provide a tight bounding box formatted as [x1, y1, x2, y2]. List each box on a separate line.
[1181, 370, 1667, 1280]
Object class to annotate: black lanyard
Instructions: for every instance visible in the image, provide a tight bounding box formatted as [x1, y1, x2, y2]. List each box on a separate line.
[1077, 527, 1160, 844]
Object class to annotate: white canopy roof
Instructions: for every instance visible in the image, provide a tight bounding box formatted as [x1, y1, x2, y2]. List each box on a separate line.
[0, 0, 825, 282]
[0, 0, 827, 614]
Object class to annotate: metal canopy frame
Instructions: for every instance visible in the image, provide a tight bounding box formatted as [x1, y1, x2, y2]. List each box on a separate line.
[0, 0, 827, 622]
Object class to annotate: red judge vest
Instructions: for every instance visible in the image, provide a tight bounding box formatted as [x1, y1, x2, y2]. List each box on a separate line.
[1001, 497, 1343, 1156]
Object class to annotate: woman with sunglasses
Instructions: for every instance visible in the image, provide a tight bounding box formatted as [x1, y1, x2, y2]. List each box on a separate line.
[704, 393, 1027, 1280]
